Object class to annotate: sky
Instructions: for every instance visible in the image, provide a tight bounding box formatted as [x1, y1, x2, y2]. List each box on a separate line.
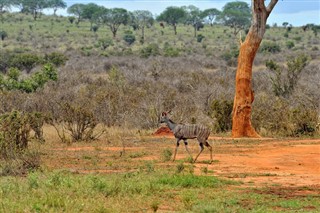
[52, 0, 319, 26]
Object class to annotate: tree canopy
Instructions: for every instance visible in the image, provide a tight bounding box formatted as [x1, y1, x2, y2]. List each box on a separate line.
[157, 6, 187, 35]
[67, 3, 85, 24]
[100, 8, 129, 38]
[218, 1, 251, 35]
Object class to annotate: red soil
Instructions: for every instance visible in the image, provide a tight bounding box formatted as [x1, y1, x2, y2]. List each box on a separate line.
[153, 126, 173, 136]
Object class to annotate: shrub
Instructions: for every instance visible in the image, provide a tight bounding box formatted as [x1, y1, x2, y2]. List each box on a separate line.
[44, 52, 68, 67]
[92, 25, 99, 32]
[123, 31, 136, 45]
[0, 30, 8, 40]
[253, 97, 318, 137]
[0, 111, 44, 160]
[9, 53, 41, 73]
[68, 16, 75, 24]
[98, 38, 113, 50]
[221, 46, 239, 66]
[0, 111, 30, 158]
[48, 102, 98, 142]
[285, 40, 295, 49]
[259, 41, 281, 53]
[164, 46, 180, 57]
[196, 34, 205, 42]
[266, 54, 309, 98]
[208, 99, 233, 132]
[1, 64, 58, 93]
[139, 43, 160, 58]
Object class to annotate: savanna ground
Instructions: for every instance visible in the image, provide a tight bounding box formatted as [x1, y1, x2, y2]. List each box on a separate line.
[1, 13, 320, 212]
[1, 126, 319, 212]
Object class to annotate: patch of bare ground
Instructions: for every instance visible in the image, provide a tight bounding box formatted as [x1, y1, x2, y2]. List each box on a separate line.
[43, 130, 320, 192]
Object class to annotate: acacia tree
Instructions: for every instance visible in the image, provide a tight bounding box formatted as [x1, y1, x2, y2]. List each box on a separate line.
[67, 3, 85, 25]
[232, 0, 278, 138]
[132, 10, 154, 43]
[82, 3, 105, 31]
[182, 5, 202, 37]
[219, 1, 251, 35]
[101, 8, 129, 38]
[202, 8, 220, 26]
[14, 0, 49, 20]
[47, 0, 66, 16]
[0, 0, 11, 14]
[157, 6, 186, 35]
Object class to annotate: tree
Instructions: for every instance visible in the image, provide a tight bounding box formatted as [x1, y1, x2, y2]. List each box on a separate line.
[266, 54, 309, 98]
[15, 0, 49, 20]
[232, 0, 278, 138]
[101, 8, 129, 38]
[219, 1, 251, 35]
[182, 5, 203, 37]
[157, 6, 187, 35]
[47, 0, 66, 16]
[67, 3, 85, 25]
[202, 8, 220, 26]
[132, 10, 154, 43]
[0, 0, 11, 14]
[82, 3, 105, 31]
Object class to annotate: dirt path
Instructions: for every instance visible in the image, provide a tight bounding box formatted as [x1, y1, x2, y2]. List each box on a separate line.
[45, 134, 320, 189]
[191, 139, 320, 188]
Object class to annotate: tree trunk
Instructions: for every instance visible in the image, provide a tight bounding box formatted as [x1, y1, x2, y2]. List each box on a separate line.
[173, 24, 177, 35]
[232, 0, 278, 138]
[141, 26, 145, 43]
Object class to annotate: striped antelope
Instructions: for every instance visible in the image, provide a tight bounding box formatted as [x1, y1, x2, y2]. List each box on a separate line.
[160, 111, 213, 163]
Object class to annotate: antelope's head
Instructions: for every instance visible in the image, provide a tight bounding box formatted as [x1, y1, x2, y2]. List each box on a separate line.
[160, 111, 171, 123]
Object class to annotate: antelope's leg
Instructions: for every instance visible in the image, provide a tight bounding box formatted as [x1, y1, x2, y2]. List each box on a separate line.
[173, 139, 181, 161]
[193, 142, 204, 163]
[184, 140, 193, 159]
[205, 141, 213, 163]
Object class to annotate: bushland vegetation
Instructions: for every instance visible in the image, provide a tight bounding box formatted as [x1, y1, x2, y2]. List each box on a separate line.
[0, 5, 319, 211]
[1, 12, 319, 139]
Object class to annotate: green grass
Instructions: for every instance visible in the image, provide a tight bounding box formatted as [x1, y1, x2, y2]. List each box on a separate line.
[1, 169, 319, 212]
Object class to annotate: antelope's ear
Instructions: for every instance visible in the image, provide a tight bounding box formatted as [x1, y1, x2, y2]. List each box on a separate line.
[167, 110, 172, 114]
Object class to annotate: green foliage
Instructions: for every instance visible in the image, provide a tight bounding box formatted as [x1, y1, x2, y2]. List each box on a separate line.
[0, 111, 29, 158]
[218, 1, 251, 35]
[7, 67, 20, 81]
[0, 63, 58, 93]
[202, 8, 221, 26]
[285, 40, 295, 49]
[91, 25, 99, 32]
[160, 148, 173, 162]
[0, 110, 44, 161]
[266, 54, 309, 98]
[253, 97, 318, 136]
[9, 53, 41, 73]
[196, 34, 205, 42]
[163, 43, 180, 57]
[123, 31, 136, 45]
[157, 6, 187, 34]
[139, 43, 160, 58]
[208, 99, 233, 132]
[68, 16, 75, 24]
[67, 3, 85, 24]
[98, 38, 113, 50]
[260, 41, 281, 53]
[221, 45, 239, 66]
[157, 173, 236, 188]
[101, 8, 129, 37]
[0, 30, 8, 40]
[44, 52, 68, 67]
